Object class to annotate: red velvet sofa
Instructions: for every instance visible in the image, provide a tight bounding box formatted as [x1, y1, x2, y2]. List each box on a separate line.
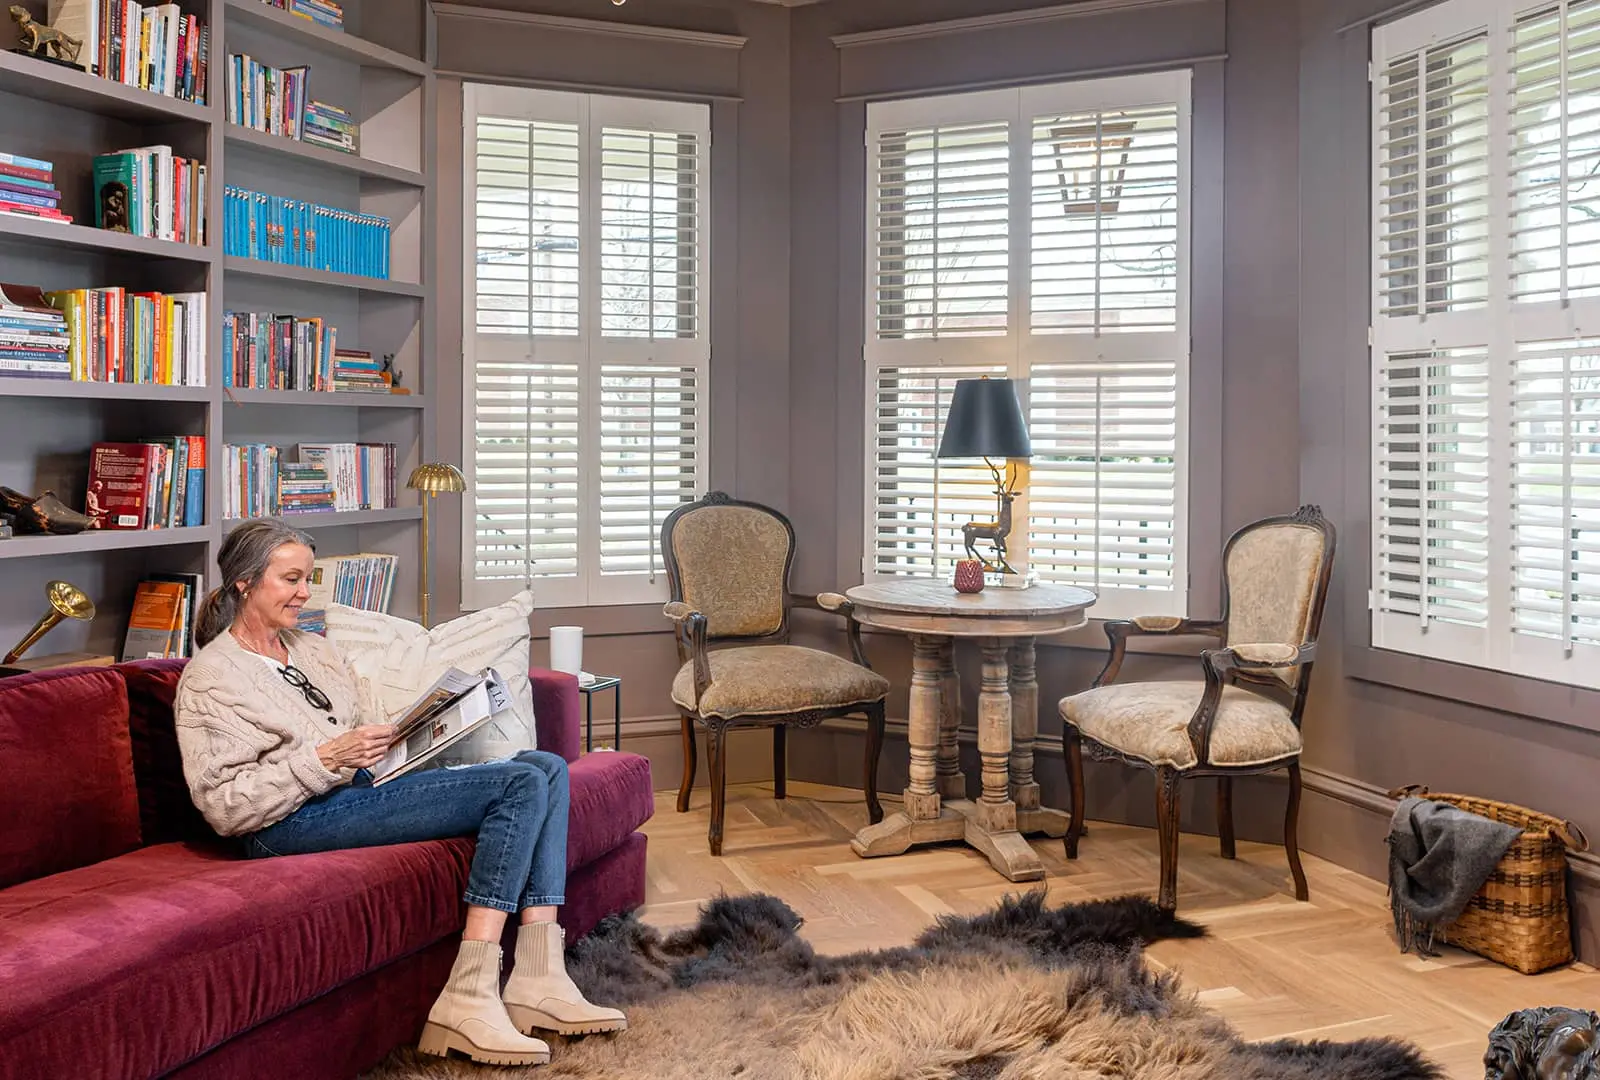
[0, 660, 654, 1080]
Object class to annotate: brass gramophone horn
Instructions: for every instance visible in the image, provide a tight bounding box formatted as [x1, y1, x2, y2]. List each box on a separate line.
[3, 581, 96, 665]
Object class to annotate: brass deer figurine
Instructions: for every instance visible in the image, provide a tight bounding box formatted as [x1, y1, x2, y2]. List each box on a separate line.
[962, 466, 1020, 574]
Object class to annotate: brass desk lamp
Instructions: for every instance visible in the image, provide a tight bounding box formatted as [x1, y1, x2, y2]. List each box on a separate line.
[936, 376, 1033, 581]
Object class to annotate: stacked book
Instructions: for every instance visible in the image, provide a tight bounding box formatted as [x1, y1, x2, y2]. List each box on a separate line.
[278, 459, 335, 515]
[47, 1, 210, 103]
[262, 0, 344, 30]
[224, 441, 397, 518]
[0, 153, 69, 224]
[332, 348, 389, 393]
[86, 437, 207, 530]
[222, 311, 337, 390]
[303, 101, 357, 155]
[92, 146, 208, 244]
[226, 55, 308, 139]
[47, 287, 207, 385]
[222, 186, 390, 278]
[0, 283, 71, 381]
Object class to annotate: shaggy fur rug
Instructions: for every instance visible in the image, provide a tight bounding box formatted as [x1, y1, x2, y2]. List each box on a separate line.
[367, 892, 1443, 1080]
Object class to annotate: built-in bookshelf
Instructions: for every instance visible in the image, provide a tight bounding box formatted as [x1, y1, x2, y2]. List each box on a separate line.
[0, 0, 435, 659]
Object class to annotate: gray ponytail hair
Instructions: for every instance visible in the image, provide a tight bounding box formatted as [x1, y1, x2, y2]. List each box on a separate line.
[195, 518, 316, 647]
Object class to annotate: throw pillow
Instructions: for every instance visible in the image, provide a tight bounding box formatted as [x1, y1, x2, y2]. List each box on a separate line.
[323, 591, 537, 755]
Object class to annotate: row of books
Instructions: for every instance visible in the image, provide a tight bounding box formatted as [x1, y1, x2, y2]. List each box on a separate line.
[48, 1, 211, 104]
[93, 147, 208, 245]
[262, 0, 344, 31]
[1, 283, 208, 385]
[222, 311, 337, 390]
[0, 153, 68, 224]
[226, 55, 309, 139]
[87, 437, 207, 530]
[122, 572, 202, 660]
[223, 441, 398, 519]
[305, 552, 397, 620]
[221, 186, 391, 278]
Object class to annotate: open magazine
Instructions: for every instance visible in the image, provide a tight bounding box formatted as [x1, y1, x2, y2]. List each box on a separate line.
[370, 666, 515, 786]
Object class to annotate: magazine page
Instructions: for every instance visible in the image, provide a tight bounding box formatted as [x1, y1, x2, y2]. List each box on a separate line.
[370, 669, 516, 785]
[386, 666, 482, 743]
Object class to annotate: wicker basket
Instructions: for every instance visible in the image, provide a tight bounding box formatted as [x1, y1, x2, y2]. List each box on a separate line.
[1393, 787, 1589, 974]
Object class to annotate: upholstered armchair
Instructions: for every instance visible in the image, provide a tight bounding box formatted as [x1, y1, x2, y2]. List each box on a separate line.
[1058, 506, 1336, 911]
[662, 492, 890, 856]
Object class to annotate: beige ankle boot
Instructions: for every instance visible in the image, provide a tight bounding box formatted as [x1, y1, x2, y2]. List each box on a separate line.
[419, 939, 552, 1066]
[503, 921, 628, 1036]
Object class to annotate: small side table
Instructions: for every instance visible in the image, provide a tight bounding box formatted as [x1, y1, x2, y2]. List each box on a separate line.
[579, 675, 622, 752]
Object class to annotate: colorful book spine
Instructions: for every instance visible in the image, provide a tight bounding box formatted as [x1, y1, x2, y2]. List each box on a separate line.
[222, 185, 391, 279]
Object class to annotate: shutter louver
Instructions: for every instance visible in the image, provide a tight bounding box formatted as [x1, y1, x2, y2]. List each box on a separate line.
[1511, 1, 1600, 303]
[1511, 339, 1600, 649]
[472, 359, 582, 582]
[473, 117, 581, 336]
[1376, 31, 1490, 317]
[872, 121, 1010, 339]
[1028, 361, 1180, 603]
[1374, 348, 1491, 629]
[1030, 105, 1180, 334]
[599, 128, 702, 339]
[598, 365, 700, 578]
[872, 365, 1005, 576]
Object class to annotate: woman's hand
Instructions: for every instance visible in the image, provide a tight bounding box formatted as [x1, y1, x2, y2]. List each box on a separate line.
[316, 725, 397, 771]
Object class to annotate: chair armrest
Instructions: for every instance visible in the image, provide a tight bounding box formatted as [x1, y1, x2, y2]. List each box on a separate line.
[814, 592, 872, 669]
[1182, 643, 1315, 766]
[529, 668, 582, 763]
[1093, 617, 1227, 687]
[662, 602, 712, 706]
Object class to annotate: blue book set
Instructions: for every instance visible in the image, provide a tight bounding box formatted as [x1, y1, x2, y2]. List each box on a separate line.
[222, 185, 390, 278]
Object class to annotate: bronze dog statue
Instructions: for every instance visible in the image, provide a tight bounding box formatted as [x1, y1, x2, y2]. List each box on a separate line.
[9, 6, 83, 64]
[1486, 1007, 1600, 1080]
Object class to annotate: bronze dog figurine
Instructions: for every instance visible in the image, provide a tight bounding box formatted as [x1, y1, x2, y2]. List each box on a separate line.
[1486, 1007, 1600, 1080]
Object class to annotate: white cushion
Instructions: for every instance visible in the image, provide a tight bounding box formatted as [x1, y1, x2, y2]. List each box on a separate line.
[1059, 680, 1301, 770]
[324, 591, 536, 755]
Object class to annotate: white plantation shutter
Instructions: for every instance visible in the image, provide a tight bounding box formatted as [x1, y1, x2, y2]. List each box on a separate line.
[471, 359, 581, 582]
[596, 365, 700, 588]
[865, 72, 1190, 613]
[472, 117, 581, 336]
[463, 85, 709, 609]
[872, 119, 1011, 339]
[1029, 361, 1181, 615]
[1371, 0, 1600, 689]
[872, 365, 1005, 576]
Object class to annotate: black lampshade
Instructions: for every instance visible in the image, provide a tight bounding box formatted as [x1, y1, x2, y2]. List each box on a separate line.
[936, 378, 1032, 459]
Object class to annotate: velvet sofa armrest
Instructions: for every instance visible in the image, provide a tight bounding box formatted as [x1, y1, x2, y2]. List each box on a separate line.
[530, 668, 582, 763]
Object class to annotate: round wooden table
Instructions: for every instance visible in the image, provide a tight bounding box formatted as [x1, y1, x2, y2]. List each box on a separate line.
[845, 580, 1096, 881]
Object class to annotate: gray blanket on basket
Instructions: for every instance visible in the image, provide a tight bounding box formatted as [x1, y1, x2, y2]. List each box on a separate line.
[1387, 796, 1522, 957]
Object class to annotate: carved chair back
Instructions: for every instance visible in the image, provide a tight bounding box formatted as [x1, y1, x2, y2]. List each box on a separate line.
[662, 492, 796, 653]
[1217, 507, 1336, 713]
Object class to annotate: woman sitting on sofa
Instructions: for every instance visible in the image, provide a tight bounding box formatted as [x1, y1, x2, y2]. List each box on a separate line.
[174, 518, 623, 1069]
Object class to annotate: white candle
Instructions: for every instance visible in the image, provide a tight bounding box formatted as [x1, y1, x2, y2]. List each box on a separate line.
[549, 625, 583, 676]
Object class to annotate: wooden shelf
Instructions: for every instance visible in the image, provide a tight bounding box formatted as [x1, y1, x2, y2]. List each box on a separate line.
[0, 526, 213, 560]
[0, 50, 214, 123]
[223, 126, 426, 187]
[0, 380, 211, 401]
[223, 507, 422, 530]
[224, 257, 426, 297]
[0, 214, 215, 262]
[223, 389, 425, 409]
[223, 0, 431, 76]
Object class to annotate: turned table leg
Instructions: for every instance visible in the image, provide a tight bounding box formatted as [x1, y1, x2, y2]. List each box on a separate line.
[935, 637, 964, 800]
[1008, 636, 1071, 840]
[974, 639, 1016, 833]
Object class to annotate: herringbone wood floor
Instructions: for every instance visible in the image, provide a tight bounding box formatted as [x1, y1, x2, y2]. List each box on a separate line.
[636, 781, 1600, 1080]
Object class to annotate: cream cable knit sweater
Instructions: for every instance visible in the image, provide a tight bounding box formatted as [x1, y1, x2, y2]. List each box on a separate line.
[174, 628, 387, 836]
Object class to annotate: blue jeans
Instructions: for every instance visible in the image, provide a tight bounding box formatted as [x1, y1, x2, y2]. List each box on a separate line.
[245, 750, 569, 913]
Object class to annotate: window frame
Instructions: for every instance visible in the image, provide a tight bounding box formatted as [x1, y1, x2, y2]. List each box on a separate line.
[460, 82, 711, 612]
[860, 69, 1195, 622]
[1367, 0, 1600, 693]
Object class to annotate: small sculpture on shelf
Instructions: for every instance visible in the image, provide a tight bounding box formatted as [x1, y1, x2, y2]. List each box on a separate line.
[0, 486, 94, 535]
[382, 353, 410, 394]
[8, 6, 83, 67]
